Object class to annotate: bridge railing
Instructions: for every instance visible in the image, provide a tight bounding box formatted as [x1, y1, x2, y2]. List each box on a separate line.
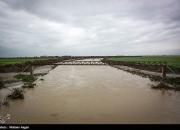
[55, 61, 106, 65]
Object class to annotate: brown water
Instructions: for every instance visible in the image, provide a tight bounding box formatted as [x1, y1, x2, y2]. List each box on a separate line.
[1, 65, 180, 124]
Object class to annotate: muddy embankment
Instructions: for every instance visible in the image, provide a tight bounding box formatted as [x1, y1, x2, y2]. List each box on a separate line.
[0, 58, 65, 106]
[0, 64, 57, 107]
[102, 59, 180, 74]
[102, 59, 180, 91]
[0, 58, 63, 87]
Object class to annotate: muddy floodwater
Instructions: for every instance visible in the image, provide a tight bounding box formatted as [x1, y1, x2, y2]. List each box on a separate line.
[1, 64, 180, 124]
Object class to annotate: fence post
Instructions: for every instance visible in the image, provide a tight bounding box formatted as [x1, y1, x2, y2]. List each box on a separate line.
[161, 65, 167, 79]
[30, 65, 33, 75]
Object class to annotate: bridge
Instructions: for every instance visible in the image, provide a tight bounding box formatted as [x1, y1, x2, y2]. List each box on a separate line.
[54, 61, 106, 65]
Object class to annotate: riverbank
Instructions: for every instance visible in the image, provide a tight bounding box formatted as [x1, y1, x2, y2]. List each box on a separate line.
[0, 65, 54, 86]
[0, 65, 56, 106]
[111, 65, 180, 90]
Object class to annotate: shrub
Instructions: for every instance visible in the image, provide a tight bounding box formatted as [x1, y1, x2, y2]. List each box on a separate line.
[14, 74, 37, 82]
[8, 88, 24, 99]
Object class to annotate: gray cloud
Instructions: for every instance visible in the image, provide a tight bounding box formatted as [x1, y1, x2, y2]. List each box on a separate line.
[0, 0, 180, 56]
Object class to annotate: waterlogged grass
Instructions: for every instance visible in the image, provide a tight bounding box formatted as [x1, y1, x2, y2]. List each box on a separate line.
[8, 88, 24, 99]
[14, 74, 37, 82]
[108, 56, 180, 68]
[14, 74, 37, 88]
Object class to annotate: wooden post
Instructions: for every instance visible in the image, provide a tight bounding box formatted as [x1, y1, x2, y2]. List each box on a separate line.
[30, 65, 33, 75]
[161, 65, 166, 79]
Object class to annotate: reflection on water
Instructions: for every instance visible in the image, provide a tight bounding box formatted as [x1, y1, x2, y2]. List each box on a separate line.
[1, 65, 180, 124]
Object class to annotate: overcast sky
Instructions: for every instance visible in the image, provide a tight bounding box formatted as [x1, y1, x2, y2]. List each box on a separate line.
[0, 0, 180, 57]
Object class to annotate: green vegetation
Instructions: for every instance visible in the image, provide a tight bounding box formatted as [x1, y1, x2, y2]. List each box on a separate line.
[108, 56, 180, 68]
[0, 57, 55, 65]
[14, 74, 37, 82]
[14, 74, 37, 88]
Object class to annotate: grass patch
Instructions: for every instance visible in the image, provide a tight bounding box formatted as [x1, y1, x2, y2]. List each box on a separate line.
[14, 74, 37, 82]
[14, 74, 37, 88]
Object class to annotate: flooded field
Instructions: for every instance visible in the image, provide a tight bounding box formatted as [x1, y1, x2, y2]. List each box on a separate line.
[1, 63, 180, 124]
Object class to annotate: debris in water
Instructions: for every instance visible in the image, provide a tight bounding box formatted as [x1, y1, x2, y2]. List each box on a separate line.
[1, 97, 9, 106]
[22, 82, 36, 88]
[40, 78, 44, 81]
[151, 82, 173, 90]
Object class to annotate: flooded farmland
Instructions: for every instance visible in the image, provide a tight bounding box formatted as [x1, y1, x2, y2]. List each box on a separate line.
[1, 62, 180, 124]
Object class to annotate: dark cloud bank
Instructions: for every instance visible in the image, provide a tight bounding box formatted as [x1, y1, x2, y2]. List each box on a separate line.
[0, 0, 180, 57]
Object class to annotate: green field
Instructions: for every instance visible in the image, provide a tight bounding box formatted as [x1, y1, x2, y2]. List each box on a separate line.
[1, 56, 180, 69]
[108, 56, 180, 68]
[0, 57, 58, 66]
